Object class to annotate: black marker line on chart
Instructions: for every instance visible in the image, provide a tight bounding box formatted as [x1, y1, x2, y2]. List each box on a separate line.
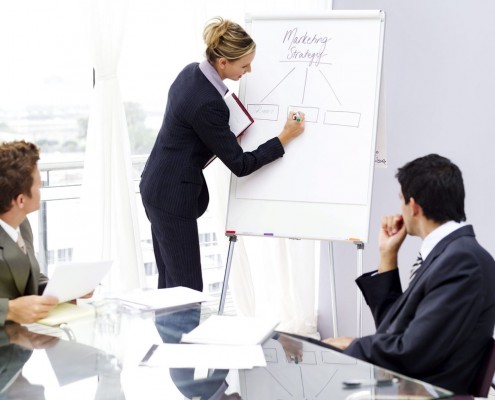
[259, 67, 296, 103]
[302, 68, 308, 104]
[279, 61, 333, 66]
[319, 69, 342, 106]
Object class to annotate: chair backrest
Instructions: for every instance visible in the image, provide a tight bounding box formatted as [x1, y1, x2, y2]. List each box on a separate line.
[470, 337, 495, 397]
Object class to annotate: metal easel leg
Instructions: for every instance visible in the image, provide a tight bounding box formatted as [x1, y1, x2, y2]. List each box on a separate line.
[218, 235, 237, 315]
[355, 242, 364, 337]
[328, 241, 339, 337]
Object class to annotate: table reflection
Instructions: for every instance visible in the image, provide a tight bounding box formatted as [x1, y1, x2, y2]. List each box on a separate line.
[239, 333, 453, 400]
[154, 305, 240, 399]
[0, 322, 124, 400]
[3, 298, 455, 400]
[0, 324, 47, 398]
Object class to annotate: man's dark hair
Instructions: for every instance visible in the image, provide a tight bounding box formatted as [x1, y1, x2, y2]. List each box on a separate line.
[0, 140, 40, 214]
[396, 154, 466, 223]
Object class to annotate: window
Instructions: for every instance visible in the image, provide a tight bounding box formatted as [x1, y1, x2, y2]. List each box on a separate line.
[2, 1, 233, 290]
[0, 1, 92, 160]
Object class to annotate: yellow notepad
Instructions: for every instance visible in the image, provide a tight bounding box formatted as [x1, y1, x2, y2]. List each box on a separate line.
[37, 303, 95, 326]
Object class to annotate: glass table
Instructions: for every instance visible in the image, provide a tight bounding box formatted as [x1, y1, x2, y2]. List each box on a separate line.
[0, 300, 455, 399]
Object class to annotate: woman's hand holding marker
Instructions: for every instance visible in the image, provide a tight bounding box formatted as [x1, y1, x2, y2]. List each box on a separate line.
[278, 111, 305, 146]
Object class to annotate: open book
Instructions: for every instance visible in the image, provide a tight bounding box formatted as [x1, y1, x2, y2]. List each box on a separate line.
[204, 92, 254, 168]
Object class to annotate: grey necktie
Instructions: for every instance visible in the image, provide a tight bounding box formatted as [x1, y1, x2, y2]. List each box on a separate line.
[409, 253, 423, 282]
[17, 231, 27, 254]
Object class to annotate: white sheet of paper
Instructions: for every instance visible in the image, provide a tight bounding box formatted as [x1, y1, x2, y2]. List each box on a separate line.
[114, 286, 213, 311]
[181, 315, 279, 346]
[140, 343, 266, 369]
[43, 260, 112, 303]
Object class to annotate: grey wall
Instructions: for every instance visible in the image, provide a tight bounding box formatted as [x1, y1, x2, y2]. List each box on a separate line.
[318, 0, 495, 339]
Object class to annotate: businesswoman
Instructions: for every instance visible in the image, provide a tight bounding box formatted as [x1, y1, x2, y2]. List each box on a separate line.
[140, 17, 305, 291]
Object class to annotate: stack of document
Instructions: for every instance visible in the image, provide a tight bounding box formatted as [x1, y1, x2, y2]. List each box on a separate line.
[140, 343, 267, 370]
[181, 315, 279, 346]
[37, 287, 212, 327]
[114, 286, 213, 311]
[140, 315, 279, 370]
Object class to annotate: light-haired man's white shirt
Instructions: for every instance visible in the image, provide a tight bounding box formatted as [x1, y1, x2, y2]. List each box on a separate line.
[0, 218, 20, 243]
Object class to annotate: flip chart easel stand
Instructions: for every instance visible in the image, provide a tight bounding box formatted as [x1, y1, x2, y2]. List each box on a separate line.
[355, 242, 364, 337]
[218, 234, 365, 338]
[218, 234, 237, 315]
[327, 241, 339, 337]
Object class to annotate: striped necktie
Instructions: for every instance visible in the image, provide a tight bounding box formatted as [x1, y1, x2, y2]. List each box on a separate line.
[409, 253, 423, 282]
[17, 231, 27, 254]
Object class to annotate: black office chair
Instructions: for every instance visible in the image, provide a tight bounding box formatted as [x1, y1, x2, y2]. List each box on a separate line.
[469, 337, 495, 398]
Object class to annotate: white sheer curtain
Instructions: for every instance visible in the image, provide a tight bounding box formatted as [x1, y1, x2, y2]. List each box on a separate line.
[74, 0, 331, 330]
[201, 0, 332, 338]
[74, 0, 145, 291]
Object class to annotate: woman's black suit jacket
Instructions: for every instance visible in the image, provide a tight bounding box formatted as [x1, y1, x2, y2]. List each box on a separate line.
[140, 62, 285, 219]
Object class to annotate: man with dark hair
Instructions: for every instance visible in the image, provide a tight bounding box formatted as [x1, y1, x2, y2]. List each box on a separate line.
[325, 154, 495, 394]
[0, 141, 58, 326]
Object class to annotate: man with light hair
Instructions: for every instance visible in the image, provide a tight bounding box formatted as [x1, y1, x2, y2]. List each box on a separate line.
[0, 140, 58, 325]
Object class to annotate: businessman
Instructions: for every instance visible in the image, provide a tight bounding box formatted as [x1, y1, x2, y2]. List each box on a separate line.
[0, 140, 58, 326]
[325, 154, 495, 394]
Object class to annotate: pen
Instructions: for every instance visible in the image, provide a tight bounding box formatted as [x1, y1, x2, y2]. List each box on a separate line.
[292, 112, 301, 122]
[342, 378, 398, 388]
[140, 344, 159, 365]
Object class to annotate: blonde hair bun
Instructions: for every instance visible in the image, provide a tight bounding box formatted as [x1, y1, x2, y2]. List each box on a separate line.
[203, 17, 255, 62]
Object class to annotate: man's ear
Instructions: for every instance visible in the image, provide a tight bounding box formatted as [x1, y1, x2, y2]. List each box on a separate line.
[12, 193, 25, 210]
[409, 197, 422, 217]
